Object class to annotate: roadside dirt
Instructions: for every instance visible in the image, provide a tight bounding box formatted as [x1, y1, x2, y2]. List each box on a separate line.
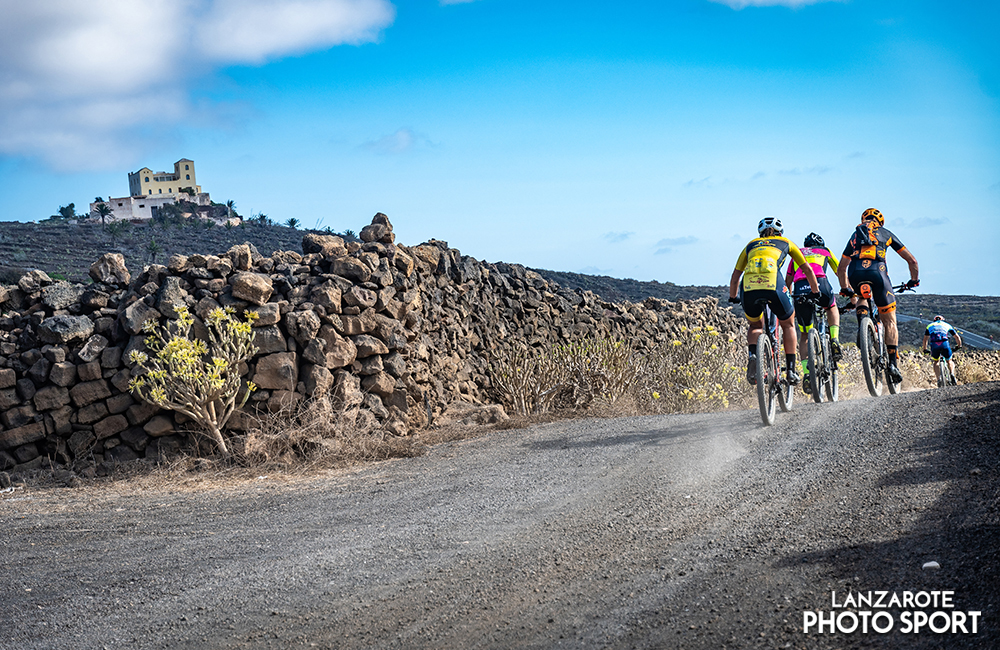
[2, 383, 997, 649]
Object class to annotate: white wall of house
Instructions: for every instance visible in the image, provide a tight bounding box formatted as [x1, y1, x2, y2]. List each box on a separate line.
[90, 193, 212, 222]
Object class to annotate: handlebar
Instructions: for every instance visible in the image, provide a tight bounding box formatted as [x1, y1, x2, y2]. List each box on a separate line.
[793, 293, 823, 305]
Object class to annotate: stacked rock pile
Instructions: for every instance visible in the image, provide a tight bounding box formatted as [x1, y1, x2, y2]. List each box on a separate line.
[0, 213, 743, 480]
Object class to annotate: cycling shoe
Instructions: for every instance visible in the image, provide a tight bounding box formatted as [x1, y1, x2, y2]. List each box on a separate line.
[830, 339, 842, 361]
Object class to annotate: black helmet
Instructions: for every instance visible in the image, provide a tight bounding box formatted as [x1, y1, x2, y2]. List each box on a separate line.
[804, 233, 825, 248]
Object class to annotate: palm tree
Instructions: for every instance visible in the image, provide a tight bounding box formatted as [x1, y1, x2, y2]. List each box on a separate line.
[93, 202, 113, 229]
[106, 220, 131, 246]
[146, 237, 162, 265]
[226, 200, 236, 221]
[285, 217, 300, 229]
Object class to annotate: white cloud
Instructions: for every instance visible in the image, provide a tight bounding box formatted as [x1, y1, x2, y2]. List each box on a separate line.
[0, 0, 395, 170]
[655, 236, 698, 255]
[604, 231, 634, 244]
[779, 165, 832, 175]
[197, 0, 395, 64]
[895, 217, 950, 229]
[362, 128, 430, 154]
[683, 176, 712, 188]
[708, 0, 842, 9]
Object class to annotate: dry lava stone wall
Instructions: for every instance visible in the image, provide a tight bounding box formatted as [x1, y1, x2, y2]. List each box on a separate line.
[0, 214, 742, 480]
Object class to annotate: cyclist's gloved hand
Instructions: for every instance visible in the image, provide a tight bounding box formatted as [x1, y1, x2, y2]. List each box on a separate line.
[922, 349, 930, 355]
[809, 291, 822, 303]
[905, 279, 920, 290]
[728, 296, 741, 304]
[840, 288, 855, 297]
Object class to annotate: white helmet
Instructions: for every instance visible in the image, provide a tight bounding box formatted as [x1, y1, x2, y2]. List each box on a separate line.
[758, 216, 783, 236]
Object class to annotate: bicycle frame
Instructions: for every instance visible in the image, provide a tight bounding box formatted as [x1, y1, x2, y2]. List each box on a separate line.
[928, 345, 960, 388]
[793, 294, 838, 403]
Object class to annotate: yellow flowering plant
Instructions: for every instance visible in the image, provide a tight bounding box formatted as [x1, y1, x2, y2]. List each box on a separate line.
[128, 304, 259, 456]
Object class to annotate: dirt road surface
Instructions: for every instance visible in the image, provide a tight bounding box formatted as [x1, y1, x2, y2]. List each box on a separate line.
[3, 383, 998, 649]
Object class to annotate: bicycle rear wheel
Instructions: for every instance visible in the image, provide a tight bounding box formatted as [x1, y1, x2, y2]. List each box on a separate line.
[807, 328, 824, 404]
[775, 334, 794, 413]
[940, 358, 951, 388]
[756, 335, 777, 426]
[859, 317, 884, 397]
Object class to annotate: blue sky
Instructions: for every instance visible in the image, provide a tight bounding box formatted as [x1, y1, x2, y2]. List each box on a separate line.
[1, 0, 997, 295]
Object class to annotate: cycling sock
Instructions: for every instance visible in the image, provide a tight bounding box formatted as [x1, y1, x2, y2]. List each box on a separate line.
[786, 354, 796, 369]
[800, 359, 808, 374]
[888, 345, 898, 364]
[830, 324, 839, 341]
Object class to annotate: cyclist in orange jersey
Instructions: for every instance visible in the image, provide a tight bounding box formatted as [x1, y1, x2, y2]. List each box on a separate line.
[836, 208, 919, 385]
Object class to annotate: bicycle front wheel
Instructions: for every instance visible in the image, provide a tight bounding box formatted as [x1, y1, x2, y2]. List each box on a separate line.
[756, 335, 777, 426]
[807, 328, 824, 404]
[824, 334, 839, 402]
[859, 317, 884, 397]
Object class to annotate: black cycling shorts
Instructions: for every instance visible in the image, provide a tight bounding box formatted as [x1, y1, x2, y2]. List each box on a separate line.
[847, 259, 896, 313]
[793, 276, 835, 330]
[740, 285, 794, 322]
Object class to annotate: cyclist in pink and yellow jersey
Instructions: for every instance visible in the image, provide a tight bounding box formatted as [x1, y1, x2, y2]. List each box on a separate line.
[784, 233, 843, 390]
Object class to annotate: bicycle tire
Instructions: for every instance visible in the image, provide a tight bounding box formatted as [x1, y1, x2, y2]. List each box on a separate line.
[777, 362, 793, 413]
[807, 328, 824, 404]
[756, 334, 776, 426]
[859, 317, 884, 397]
[940, 357, 951, 388]
[825, 335, 839, 402]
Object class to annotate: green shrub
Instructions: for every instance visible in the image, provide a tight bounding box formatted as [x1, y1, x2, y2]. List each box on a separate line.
[128, 305, 258, 457]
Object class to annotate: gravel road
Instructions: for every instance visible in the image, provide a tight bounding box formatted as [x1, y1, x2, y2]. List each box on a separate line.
[2, 382, 997, 650]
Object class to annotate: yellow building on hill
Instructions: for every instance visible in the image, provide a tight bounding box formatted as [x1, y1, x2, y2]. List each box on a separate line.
[128, 158, 202, 197]
[90, 157, 228, 223]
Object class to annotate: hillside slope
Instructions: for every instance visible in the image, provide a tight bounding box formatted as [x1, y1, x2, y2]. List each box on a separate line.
[2, 220, 998, 347]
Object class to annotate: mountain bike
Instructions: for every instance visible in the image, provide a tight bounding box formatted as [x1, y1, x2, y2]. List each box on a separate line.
[753, 300, 794, 426]
[793, 293, 838, 403]
[841, 283, 914, 397]
[924, 345, 961, 388]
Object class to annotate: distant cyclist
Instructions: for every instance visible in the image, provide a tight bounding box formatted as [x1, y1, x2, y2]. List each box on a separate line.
[922, 315, 962, 386]
[836, 208, 919, 385]
[784, 233, 842, 391]
[729, 217, 820, 386]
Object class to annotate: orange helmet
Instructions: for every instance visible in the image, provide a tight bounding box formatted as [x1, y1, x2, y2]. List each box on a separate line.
[861, 208, 884, 226]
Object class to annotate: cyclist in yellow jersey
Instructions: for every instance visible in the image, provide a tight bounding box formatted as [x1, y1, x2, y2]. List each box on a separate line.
[729, 217, 819, 386]
[784, 232, 842, 391]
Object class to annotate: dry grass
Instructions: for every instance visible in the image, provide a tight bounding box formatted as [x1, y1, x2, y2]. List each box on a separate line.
[234, 395, 424, 470]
